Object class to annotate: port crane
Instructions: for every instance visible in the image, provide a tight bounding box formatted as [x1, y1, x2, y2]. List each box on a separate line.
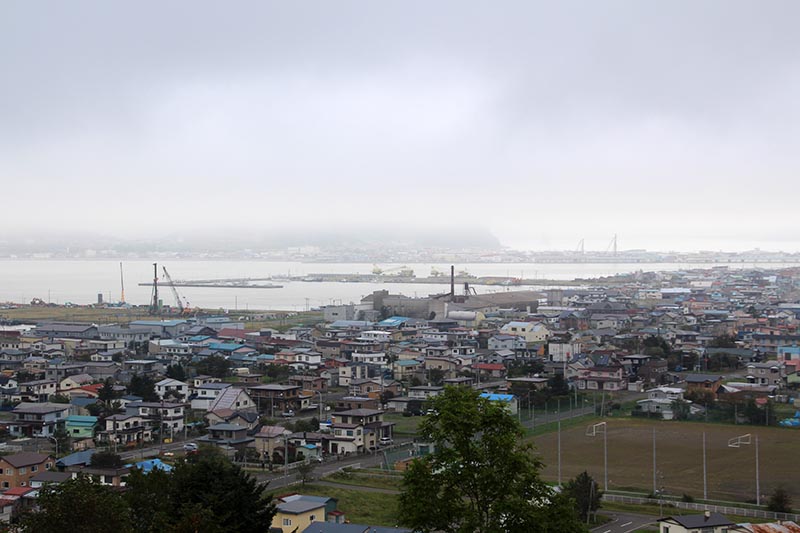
[161, 266, 188, 313]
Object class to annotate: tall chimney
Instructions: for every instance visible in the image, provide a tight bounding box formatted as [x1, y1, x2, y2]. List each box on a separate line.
[450, 265, 455, 297]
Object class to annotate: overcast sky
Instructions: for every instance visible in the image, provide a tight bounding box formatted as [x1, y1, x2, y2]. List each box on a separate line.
[2, 1, 799, 252]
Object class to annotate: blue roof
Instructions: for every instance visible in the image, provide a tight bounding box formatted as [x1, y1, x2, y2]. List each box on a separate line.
[65, 415, 98, 425]
[56, 449, 95, 467]
[395, 359, 421, 366]
[128, 458, 173, 473]
[208, 343, 244, 352]
[480, 393, 515, 402]
[377, 316, 410, 327]
[71, 397, 99, 408]
[187, 335, 212, 342]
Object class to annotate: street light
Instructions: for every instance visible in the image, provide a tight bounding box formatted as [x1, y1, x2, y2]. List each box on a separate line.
[587, 422, 608, 491]
[728, 433, 760, 505]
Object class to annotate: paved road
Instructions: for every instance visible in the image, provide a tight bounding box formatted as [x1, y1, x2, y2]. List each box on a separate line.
[251, 442, 413, 491]
[592, 511, 657, 533]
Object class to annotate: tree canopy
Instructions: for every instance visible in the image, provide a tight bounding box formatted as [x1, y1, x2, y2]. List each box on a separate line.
[398, 386, 586, 533]
[561, 471, 602, 523]
[19, 450, 275, 533]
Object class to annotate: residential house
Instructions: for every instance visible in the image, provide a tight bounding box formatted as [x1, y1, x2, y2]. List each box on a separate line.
[64, 415, 97, 440]
[125, 401, 186, 437]
[155, 378, 189, 401]
[254, 425, 291, 460]
[0, 453, 55, 489]
[300, 523, 411, 533]
[247, 384, 302, 416]
[408, 386, 444, 400]
[487, 334, 526, 352]
[16, 379, 57, 402]
[289, 375, 328, 392]
[479, 393, 518, 415]
[574, 364, 628, 391]
[685, 374, 725, 400]
[196, 423, 254, 452]
[98, 414, 152, 447]
[328, 409, 394, 455]
[207, 386, 256, 413]
[500, 321, 550, 344]
[745, 362, 785, 387]
[190, 382, 231, 411]
[9, 402, 70, 437]
[59, 373, 94, 392]
[271, 498, 329, 533]
[657, 512, 734, 533]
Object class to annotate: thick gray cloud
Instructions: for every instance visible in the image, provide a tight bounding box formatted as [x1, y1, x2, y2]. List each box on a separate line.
[2, 1, 799, 251]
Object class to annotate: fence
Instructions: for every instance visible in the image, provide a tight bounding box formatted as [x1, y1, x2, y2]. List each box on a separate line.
[602, 493, 800, 522]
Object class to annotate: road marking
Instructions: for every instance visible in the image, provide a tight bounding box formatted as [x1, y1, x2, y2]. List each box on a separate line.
[621, 521, 632, 527]
[602, 530, 611, 533]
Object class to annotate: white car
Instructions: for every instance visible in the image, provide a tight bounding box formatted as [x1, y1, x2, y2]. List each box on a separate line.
[379, 436, 393, 446]
[183, 442, 198, 452]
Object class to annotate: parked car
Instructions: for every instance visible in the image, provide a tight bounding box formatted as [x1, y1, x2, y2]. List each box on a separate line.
[183, 442, 198, 452]
[281, 410, 295, 418]
[379, 436, 393, 446]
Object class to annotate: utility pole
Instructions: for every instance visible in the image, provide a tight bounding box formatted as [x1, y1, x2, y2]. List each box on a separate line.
[557, 418, 562, 486]
[652, 428, 657, 495]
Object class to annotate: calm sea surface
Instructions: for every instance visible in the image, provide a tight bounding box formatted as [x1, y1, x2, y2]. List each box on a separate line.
[0, 260, 791, 311]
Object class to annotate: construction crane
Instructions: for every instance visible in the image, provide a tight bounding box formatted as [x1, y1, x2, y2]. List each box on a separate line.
[149, 263, 160, 315]
[119, 262, 125, 304]
[161, 266, 185, 313]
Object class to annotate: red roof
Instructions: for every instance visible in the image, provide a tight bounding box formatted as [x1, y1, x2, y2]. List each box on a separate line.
[217, 328, 249, 340]
[80, 384, 103, 396]
[2, 487, 34, 497]
[473, 363, 505, 371]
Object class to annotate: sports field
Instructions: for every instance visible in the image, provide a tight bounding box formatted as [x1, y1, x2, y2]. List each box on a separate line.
[530, 417, 800, 504]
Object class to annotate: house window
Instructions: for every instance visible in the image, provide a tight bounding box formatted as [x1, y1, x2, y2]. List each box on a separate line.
[18, 468, 26, 475]
[4, 469, 11, 476]
[31, 466, 38, 472]
[1, 482, 7, 489]
[309, 515, 316, 521]
[282, 518, 292, 526]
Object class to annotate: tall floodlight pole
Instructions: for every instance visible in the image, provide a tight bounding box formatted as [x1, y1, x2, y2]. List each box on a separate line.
[557, 418, 562, 486]
[652, 428, 657, 495]
[703, 432, 708, 500]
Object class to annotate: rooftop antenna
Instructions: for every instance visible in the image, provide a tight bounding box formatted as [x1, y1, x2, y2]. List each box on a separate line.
[576, 239, 585, 255]
[450, 265, 455, 298]
[613, 234, 617, 256]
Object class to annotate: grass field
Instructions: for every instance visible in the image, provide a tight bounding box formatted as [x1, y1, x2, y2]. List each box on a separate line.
[530, 417, 800, 504]
[287, 483, 400, 526]
[0, 305, 160, 323]
[0, 304, 323, 331]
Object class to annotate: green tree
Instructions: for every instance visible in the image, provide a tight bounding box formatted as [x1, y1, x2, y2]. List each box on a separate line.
[428, 368, 445, 386]
[295, 461, 316, 486]
[562, 471, 602, 522]
[128, 374, 158, 401]
[98, 377, 117, 403]
[169, 451, 275, 532]
[165, 364, 186, 381]
[90, 450, 123, 469]
[19, 475, 133, 533]
[124, 451, 276, 533]
[707, 335, 738, 348]
[767, 487, 793, 513]
[196, 355, 232, 379]
[52, 427, 71, 456]
[398, 386, 585, 533]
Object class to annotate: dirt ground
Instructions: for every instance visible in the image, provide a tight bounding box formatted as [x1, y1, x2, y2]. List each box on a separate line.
[530, 417, 800, 504]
